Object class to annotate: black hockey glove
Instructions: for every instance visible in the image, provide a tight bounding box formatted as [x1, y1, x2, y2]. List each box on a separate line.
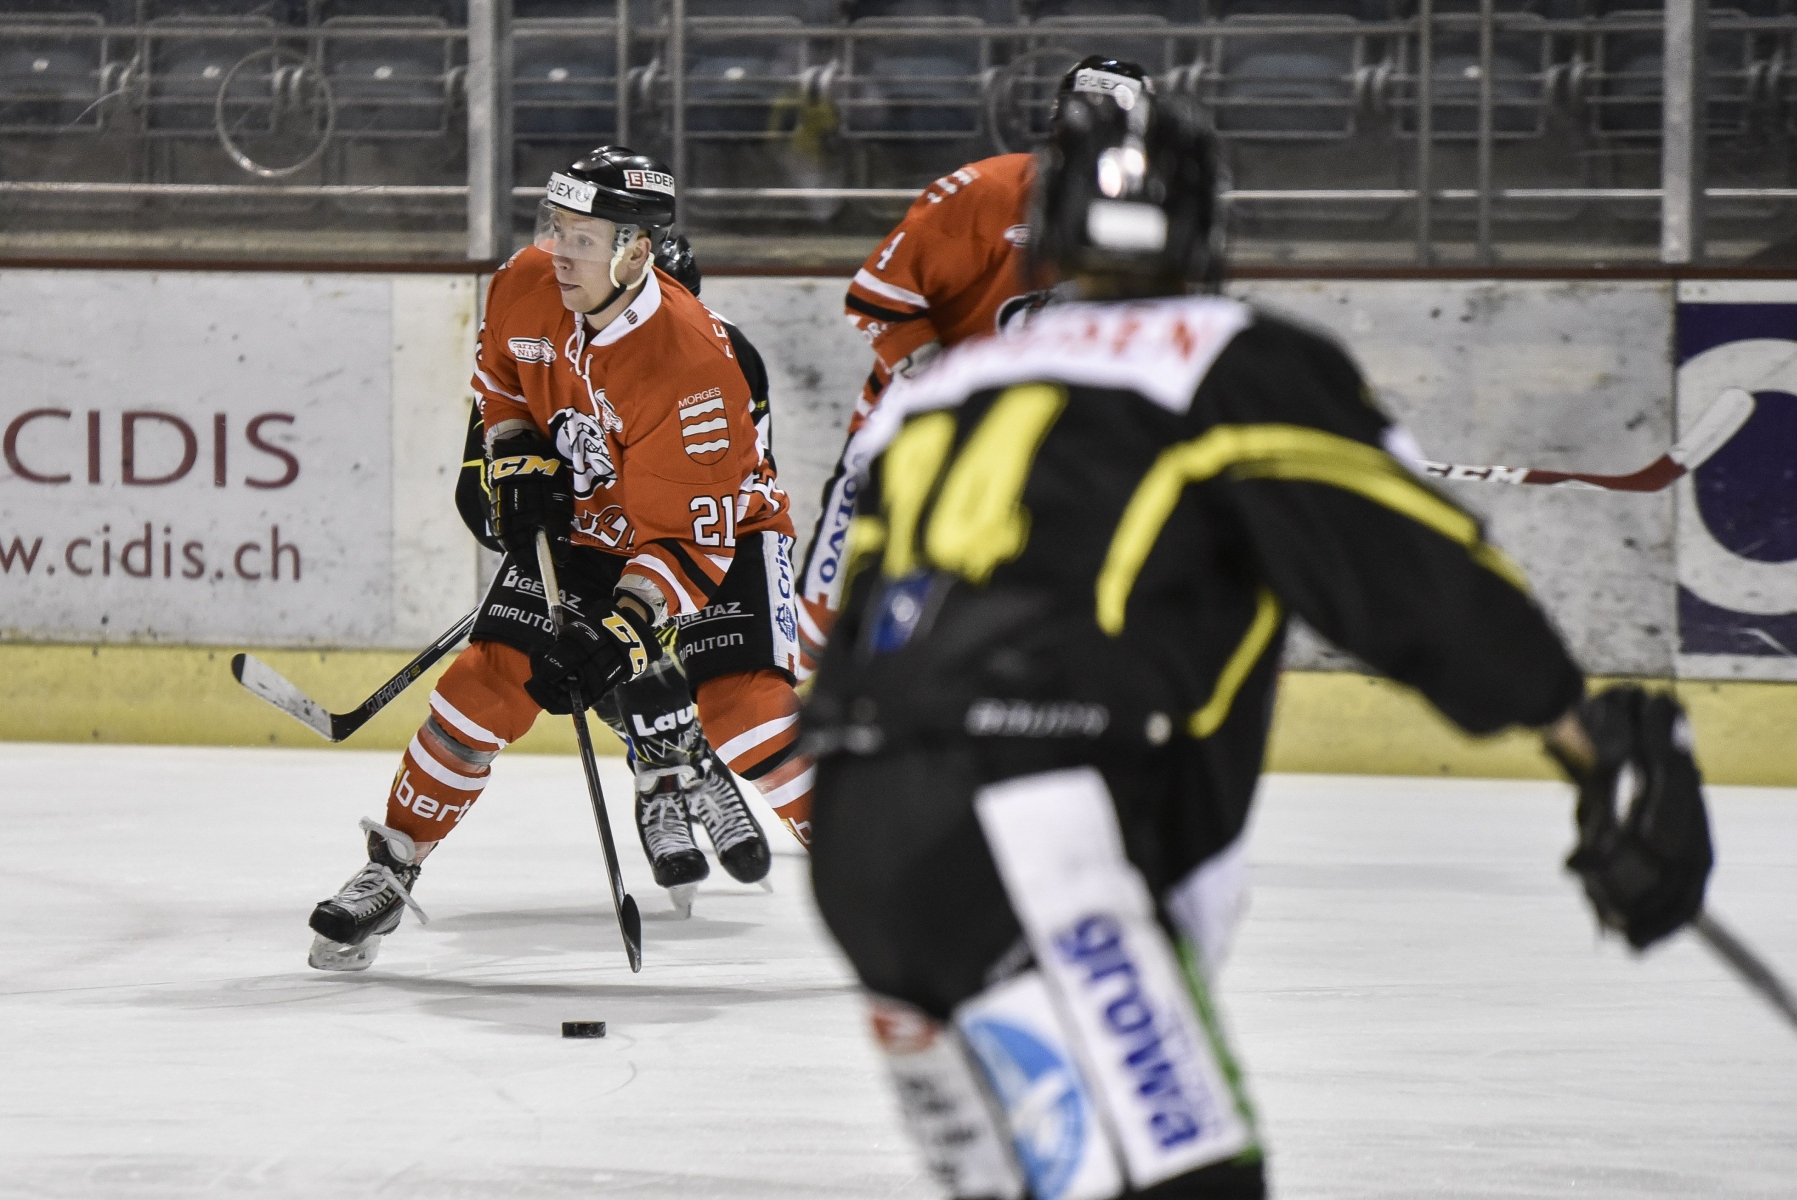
[524, 606, 661, 715]
[488, 430, 574, 560]
[1547, 685, 1713, 951]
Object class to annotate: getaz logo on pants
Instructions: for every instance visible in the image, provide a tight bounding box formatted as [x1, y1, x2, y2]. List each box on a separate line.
[1053, 914, 1209, 1153]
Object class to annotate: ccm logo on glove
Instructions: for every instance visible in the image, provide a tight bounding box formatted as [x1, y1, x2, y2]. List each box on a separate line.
[601, 612, 649, 677]
[489, 454, 562, 480]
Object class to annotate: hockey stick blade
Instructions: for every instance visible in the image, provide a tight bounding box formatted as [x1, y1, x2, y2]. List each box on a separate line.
[1692, 911, 1797, 1034]
[232, 653, 335, 740]
[1669, 386, 1756, 468]
[229, 605, 480, 743]
[1419, 387, 1756, 493]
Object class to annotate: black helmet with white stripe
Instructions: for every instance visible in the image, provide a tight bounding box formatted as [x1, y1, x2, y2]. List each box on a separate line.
[535, 145, 677, 268]
[1052, 56, 1154, 128]
[544, 145, 676, 227]
[1030, 92, 1221, 288]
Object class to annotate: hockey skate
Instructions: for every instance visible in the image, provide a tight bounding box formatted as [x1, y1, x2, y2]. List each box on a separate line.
[636, 774, 708, 917]
[307, 818, 430, 972]
[684, 756, 772, 885]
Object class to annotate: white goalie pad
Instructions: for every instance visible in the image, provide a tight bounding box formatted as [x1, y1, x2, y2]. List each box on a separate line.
[975, 768, 1255, 1192]
[956, 971, 1126, 1200]
[868, 996, 1026, 1200]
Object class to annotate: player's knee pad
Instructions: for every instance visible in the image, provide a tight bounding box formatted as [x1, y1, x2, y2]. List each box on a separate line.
[593, 653, 704, 773]
[968, 767, 1260, 1196]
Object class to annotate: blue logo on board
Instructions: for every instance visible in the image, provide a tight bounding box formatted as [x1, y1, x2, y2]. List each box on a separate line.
[961, 1017, 1087, 1200]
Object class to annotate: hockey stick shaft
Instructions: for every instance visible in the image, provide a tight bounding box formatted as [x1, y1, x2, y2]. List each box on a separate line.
[536, 531, 644, 973]
[231, 605, 479, 742]
[1419, 387, 1755, 493]
[1692, 911, 1797, 1033]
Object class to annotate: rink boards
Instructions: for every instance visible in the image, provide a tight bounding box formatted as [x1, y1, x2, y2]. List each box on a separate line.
[2, 268, 1793, 777]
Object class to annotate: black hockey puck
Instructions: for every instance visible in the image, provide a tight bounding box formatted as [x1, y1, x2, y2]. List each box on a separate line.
[562, 1021, 607, 1039]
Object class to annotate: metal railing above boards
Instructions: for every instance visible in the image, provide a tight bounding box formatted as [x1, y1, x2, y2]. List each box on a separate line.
[2, 1, 1794, 266]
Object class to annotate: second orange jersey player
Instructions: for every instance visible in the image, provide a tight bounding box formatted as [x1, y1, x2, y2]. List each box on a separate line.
[795, 56, 1156, 677]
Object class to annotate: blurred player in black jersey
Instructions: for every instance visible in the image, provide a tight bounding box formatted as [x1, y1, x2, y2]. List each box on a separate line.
[803, 93, 1715, 1200]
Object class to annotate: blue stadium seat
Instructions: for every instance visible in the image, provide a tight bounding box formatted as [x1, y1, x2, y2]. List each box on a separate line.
[143, 13, 279, 133]
[0, 12, 111, 132]
[1589, 8, 1757, 139]
[848, 0, 1010, 21]
[320, 15, 453, 136]
[514, 15, 617, 139]
[1032, 14, 1178, 74]
[842, 15, 987, 136]
[1214, 14, 1362, 137]
[684, 15, 806, 135]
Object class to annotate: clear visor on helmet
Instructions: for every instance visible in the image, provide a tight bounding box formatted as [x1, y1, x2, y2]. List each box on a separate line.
[533, 201, 640, 263]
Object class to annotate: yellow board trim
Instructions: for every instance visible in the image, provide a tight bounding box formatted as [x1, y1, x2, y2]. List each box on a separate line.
[1, 645, 1792, 787]
[1097, 424, 1525, 635]
[1189, 589, 1284, 737]
[0, 644, 615, 756]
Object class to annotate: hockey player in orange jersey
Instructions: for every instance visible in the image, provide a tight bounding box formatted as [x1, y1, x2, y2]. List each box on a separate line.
[305, 148, 814, 971]
[794, 56, 1155, 678]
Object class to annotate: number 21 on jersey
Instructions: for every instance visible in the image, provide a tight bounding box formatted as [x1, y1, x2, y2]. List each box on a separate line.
[691, 494, 737, 547]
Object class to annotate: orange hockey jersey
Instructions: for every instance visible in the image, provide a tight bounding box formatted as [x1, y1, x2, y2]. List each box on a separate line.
[843, 153, 1038, 422]
[472, 247, 792, 618]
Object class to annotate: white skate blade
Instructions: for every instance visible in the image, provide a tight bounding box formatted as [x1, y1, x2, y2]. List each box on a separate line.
[668, 883, 698, 919]
[308, 931, 382, 972]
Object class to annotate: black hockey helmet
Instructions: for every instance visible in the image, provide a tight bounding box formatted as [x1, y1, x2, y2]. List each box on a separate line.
[1052, 56, 1154, 126]
[535, 145, 677, 268]
[654, 232, 702, 296]
[1030, 92, 1221, 288]
[545, 144, 676, 226]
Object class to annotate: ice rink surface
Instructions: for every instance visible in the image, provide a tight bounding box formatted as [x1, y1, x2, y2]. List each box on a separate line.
[3, 743, 1793, 1200]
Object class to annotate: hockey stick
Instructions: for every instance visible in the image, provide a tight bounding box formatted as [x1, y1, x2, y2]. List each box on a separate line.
[1692, 911, 1797, 1033]
[1419, 387, 1755, 492]
[231, 606, 480, 743]
[536, 531, 644, 974]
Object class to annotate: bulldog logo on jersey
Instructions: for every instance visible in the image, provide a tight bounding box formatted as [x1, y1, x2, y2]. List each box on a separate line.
[550, 408, 617, 498]
[679, 387, 730, 464]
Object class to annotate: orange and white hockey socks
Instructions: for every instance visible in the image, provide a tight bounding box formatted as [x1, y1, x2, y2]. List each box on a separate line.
[383, 640, 540, 852]
[696, 669, 815, 848]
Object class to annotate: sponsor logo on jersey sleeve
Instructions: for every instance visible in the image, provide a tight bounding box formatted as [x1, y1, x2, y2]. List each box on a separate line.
[507, 336, 556, 364]
[679, 386, 731, 463]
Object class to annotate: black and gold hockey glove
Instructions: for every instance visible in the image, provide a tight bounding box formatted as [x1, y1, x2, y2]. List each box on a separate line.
[489, 430, 573, 560]
[524, 606, 660, 715]
[1549, 686, 1713, 950]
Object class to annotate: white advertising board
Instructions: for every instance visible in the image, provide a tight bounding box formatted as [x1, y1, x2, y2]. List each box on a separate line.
[0, 270, 475, 647]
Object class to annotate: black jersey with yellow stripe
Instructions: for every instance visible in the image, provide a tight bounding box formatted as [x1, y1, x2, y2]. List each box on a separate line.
[812, 293, 1583, 869]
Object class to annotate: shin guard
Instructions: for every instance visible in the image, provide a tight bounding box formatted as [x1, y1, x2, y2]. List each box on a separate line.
[868, 995, 1026, 1200]
[384, 641, 537, 849]
[974, 768, 1258, 1193]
